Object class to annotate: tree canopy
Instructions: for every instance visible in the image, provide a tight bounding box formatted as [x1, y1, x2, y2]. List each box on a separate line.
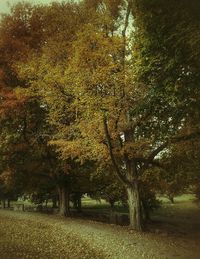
[0, 0, 199, 231]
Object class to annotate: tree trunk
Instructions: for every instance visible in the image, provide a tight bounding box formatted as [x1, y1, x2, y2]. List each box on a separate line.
[103, 116, 143, 231]
[58, 186, 70, 217]
[109, 200, 116, 224]
[7, 199, 10, 208]
[126, 160, 143, 231]
[142, 200, 150, 222]
[52, 196, 58, 208]
[73, 193, 82, 213]
[45, 199, 48, 208]
[77, 194, 82, 213]
[127, 182, 142, 231]
[3, 200, 6, 209]
[109, 199, 115, 211]
[169, 195, 174, 204]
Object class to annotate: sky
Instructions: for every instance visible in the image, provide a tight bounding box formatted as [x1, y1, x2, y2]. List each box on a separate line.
[0, 0, 64, 14]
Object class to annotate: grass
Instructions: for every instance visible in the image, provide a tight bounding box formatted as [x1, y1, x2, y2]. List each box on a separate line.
[157, 193, 196, 203]
[9, 194, 198, 218]
[82, 197, 110, 209]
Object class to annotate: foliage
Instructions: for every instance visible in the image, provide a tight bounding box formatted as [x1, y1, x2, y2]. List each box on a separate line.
[0, 0, 199, 232]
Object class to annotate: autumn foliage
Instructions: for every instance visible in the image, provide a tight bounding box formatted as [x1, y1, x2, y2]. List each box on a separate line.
[0, 0, 199, 231]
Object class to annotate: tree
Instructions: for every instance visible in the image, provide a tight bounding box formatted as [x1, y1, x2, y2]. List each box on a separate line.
[6, 0, 200, 232]
[0, 3, 89, 215]
[18, 0, 148, 230]
[132, 0, 200, 138]
[58, 0, 200, 230]
[160, 153, 189, 203]
[0, 2, 46, 204]
[131, 0, 200, 203]
[90, 165, 127, 211]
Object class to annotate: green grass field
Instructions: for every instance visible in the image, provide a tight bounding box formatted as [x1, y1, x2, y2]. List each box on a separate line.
[9, 193, 198, 212]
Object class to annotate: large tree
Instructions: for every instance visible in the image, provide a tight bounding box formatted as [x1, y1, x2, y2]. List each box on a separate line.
[3, 0, 199, 232]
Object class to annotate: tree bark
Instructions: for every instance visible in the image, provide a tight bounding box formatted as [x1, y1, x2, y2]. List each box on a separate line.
[58, 186, 70, 217]
[126, 160, 143, 231]
[127, 183, 142, 231]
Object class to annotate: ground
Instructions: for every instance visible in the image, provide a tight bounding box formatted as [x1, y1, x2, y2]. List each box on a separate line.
[0, 195, 200, 259]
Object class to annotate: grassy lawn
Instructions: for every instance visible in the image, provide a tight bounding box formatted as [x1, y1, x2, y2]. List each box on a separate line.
[82, 197, 110, 209]
[9, 193, 198, 214]
[157, 193, 196, 203]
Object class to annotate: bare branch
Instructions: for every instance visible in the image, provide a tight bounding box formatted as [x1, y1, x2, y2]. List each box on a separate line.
[147, 142, 168, 161]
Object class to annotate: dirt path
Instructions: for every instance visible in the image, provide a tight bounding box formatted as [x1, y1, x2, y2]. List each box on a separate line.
[0, 209, 199, 259]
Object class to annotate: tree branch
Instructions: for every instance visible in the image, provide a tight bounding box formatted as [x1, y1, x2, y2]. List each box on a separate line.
[103, 115, 131, 187]
[148, 130, 200, 161]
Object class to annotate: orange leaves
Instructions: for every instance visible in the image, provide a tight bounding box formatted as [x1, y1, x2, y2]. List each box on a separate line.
[0, 85, 26, 118]
[119, 140, 151, 159]
[0, 169, 14, 189]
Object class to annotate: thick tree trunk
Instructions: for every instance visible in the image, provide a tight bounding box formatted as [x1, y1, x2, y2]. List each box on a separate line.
[127, 182, 142, 231]
[103, 117, 143, 231]
[126, 160, 143, 231]
[58, 186, 70, 217]
[7, 199, 10, 208]
[3, 200, 6, 209]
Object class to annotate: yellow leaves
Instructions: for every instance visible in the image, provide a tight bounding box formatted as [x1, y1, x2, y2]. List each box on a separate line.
[14, 87, 29, 101]
[11, 1, 157, 172]
[120, 140, 151, 159]
[71, 24, 122, 73]
[0, 85, 26, 120]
